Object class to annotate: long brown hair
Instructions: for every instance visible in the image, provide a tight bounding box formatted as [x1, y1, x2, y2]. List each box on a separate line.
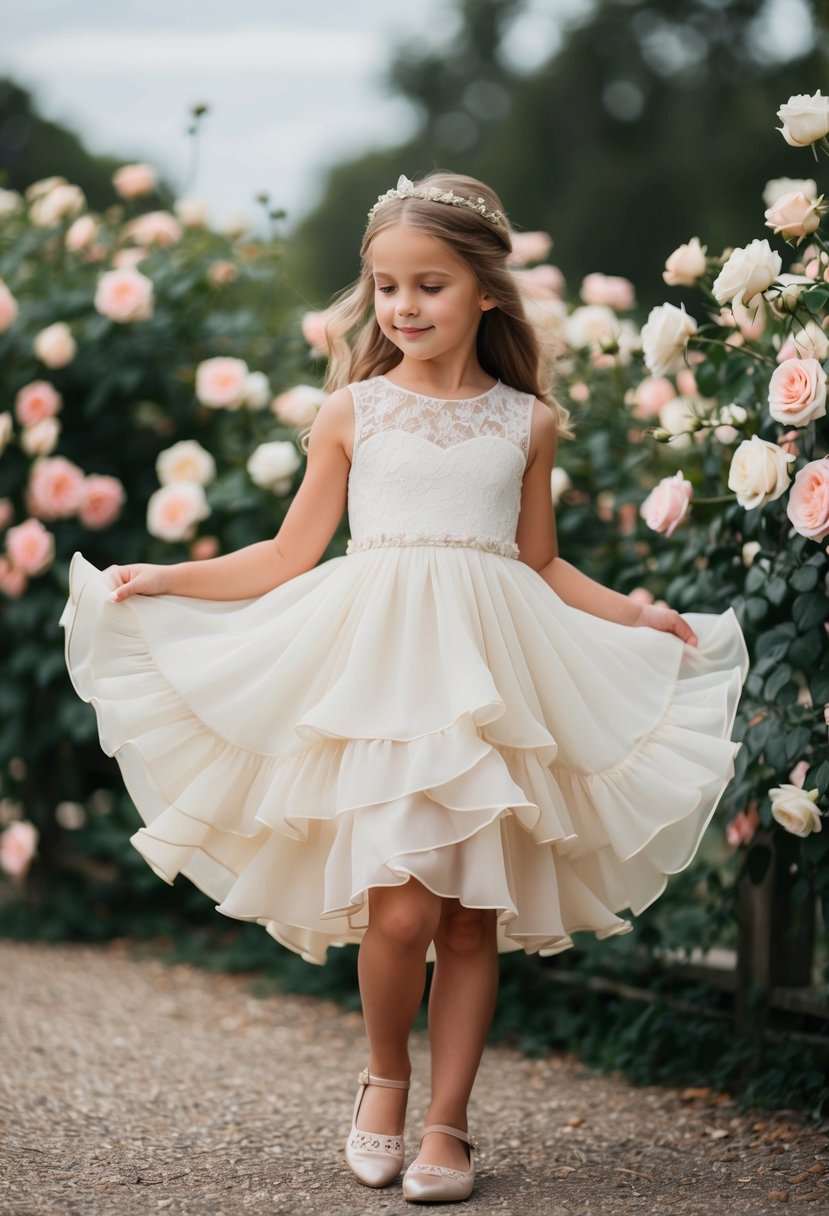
[319, 171, 572, 438]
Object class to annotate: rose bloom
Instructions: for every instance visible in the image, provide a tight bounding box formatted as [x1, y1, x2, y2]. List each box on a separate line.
[245, 371, 271, 410]
[0, 278, 19, 332]
[640, 471, 693, 537]
[173, 196, 209, 227]
[0, 819, 39, 877]
[5, 517, 55, 575]
[21, 417, 61, 457]
[640, 303, 698, 377]
[0, 187, 22, 217]
[791, 319, 829, 362]
[786, 457, 829, 541]
[79, 475, 126, 529]
[156, 439, 216, 486]
[565, 304, 622, 352]
[764, 191, 824, 245]
[195, 357, 250, 409]
[33, 321, 76, 368]
[65, 214, 99, 253]
[714, 402, 748, 445]
[507, 230, 553, 266]
[768, 357, 827, 426]
[0, 498, 13, 529]
[123, 210, 182, 248]
[777, 90, 829, 148]
[247, 441, 301, 493]
[769, 784, 822, 837]
[580, 273, 635, 311]
[662, 237, 707, 287]
[0, 559, 27, 598]
[0, 412, 12, 455]
[569, 381, 590, 404]
[301, 309, 333, 355]
[112, 247, 148, 270]
[112, 162, 158, 199]
[630, 376, 675, 420]
[207, 260, 238, 287]
[550, 466, 572, 506]
[15, 380, 62, 426]
[512, 264, 565, 299]
[273, 385, 326, 427]
[94, 267, 154, 323]
[146, 482, 210, 542]
[778, 429, 800, 457]
[789, 759, 810, 789]
[727, 435, 794, 510]
[712, 239, 782, 307]
[658, 396, 698, 451]
[726, 803, 760, 848]
[763, 177, 817, 207]
[675, 369, 697, 397]
[766, 273, 815, 315]
[25, 175, 67, 202]
[29, 183, 86, 227]
[27, 456, 85, 519]
[55, 801, 86, 831]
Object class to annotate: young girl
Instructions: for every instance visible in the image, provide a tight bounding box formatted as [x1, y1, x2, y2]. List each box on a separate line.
[61, 171, 748, 1204]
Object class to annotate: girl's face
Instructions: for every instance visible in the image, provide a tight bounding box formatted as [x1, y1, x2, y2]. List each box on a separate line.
[369, 225, 495, 365]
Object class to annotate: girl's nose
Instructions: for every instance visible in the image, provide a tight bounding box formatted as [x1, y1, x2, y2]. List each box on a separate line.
[396, 295, 419, 317]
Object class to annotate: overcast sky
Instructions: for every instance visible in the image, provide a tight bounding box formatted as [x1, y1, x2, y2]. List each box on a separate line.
[1, 0, 572, 233]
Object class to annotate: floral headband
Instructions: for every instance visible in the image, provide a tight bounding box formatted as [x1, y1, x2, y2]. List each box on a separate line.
[367, 175, 507, 228]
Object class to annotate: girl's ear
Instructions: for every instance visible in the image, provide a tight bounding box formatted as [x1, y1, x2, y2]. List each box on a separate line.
[479, 292, 498, 313]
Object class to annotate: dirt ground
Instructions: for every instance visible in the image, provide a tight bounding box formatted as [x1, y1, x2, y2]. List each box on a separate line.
[1, 938, 827, 1216]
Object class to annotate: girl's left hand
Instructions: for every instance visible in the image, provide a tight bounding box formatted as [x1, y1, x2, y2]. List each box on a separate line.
[633, 602, 699, 648]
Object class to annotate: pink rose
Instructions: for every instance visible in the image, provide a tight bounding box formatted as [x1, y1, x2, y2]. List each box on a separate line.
[726, 803, 760, 847]
[33, 322, 76, 369]
[123, 210, 182, 247]
[580, 272, 636, 311]
[94, 267, 154, 323]
[0, 558, 27, 598]
[786, 457, 829, 541]
[640, 472, 693, 537]
[79, 475, 126, 529]
[764, 191, 824, 244]
[767, 357, 827, 426]
[779, 429, 800, 457]
[508, 231, 553, 266]
[112, 162, 158, 199]
[631, 377, 676, 420]
[15, 380, 62, 427]
[5, 517, 56, 575]
[146, 482, 210, 542]
[27, 456, 85, 519]
[195, 357, 250, 409]
[273, 385, 326, 427]
[789, 760, 810, 789]
[0, 819, 39, 877]
[676, 369, 697, 398]
[0, 279, 18, 333]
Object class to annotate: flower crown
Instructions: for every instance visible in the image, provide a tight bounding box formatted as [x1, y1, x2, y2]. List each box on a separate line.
[367, 175, 507, 228]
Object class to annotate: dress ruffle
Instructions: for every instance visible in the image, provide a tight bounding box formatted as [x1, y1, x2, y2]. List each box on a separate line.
[61, 548, 748, 965]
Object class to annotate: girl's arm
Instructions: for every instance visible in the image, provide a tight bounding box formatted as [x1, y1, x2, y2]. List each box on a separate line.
[108, 389, 354, 602]
[515, 401, 698, 647]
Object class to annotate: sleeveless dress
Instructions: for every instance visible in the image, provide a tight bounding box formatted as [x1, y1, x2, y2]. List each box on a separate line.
[60, 375, 749, 965]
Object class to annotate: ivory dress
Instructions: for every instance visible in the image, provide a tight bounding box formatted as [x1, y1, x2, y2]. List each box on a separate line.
[61, 376, 749, 964]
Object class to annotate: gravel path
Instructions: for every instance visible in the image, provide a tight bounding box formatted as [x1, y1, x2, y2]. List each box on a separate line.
[1, 939, 827, 1216]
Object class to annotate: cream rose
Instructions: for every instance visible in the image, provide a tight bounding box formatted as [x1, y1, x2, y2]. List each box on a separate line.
[156, 440, 216, 486]
[0, 279, 19, 332]
[712, 239, 782, 307]
[640, 472, 693, 537]
[15, 381, 62, 426]
[508, 231, 553, 266]
[640, 303, 698, 377]
[662, 237, 707, 287]
[0, 412, 12, 456]
[565, 304, 621, 351]
[94, 267, 154, 323]
[580, 273, 635, 311]
[273, 385, 326, 427]
[33, 321, 76, 368]
[146, 482, 210, 542]
[29, 183, 86, 227]
[20, 417, 60, 457]
[658, 396, 699, 451]
[768, 358, 827, 426]
[764, 191, 824, 244]
[0, 819, 39, 877]
[0, 188, 22, 218]
[79, 475, 126, 530]
[124, 210, 182, 248]
[5, 517, 55, 575]
[777, 90, 829, 147]
[27, 456, 85, 519]
[727, 435, 794, 510]
[173, 196, 209, 227]
[769, 784, 822, 836]
[550, 466, 572, 506]
[247, 441, 301, 493]
[786, 457, 829, 541]
[65, 214, 99, 253]
[195, 357, 250, 409]
[245, 371, 271, 410]
[112, 163, 158, 199]
[25, 176, 67, 202]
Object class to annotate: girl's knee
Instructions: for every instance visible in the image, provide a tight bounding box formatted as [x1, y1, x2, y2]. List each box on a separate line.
[368, 880, 442, 947]
[435, 905, 496, 955]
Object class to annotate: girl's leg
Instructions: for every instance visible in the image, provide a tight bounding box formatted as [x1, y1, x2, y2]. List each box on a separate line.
[414, 901, 499, 1171]
[355, 878, 443, 1133]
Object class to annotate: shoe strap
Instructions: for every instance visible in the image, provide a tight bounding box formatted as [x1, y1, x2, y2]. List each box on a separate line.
[358, 1067, 411, 1091]
[421, 1123, 478, 1150]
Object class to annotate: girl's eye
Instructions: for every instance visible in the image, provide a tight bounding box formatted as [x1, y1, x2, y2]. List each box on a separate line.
[377, 285, 396, 294]
[421, 286, 442, 294]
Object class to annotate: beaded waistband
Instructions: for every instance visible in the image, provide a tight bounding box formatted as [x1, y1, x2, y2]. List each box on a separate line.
[345, 531, 519, 559]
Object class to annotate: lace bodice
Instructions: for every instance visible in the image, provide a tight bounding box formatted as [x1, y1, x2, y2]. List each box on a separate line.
[346, 376, 535, 559]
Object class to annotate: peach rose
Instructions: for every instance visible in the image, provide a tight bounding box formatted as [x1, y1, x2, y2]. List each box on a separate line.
[195, 357, 250, 409]
[30, 183, 86, 227]
[580, 272, 635, 311]
[207, 260, 238, 287]
[0, 819, 39, 877]
[65, 214, 99, 252]
[273, 385, 326, 427]
[777, 90, 829, 148]
[768, 357, 827, 426]
[123, 210, 182, 247]
[0, 279, 18, 332]
[630, 377, 676, 420]
[727, 436, 794, 510]
[640, 472, 693, 537]
[156, 440, 216, 486]
[79, 475, 126, 529]
[640, 303, 698, 376]
[27, 456, 85, 519]
[0, 559, 27, 598]
[769, 784, 822, 836]
[0, 412, 12, 456]
[14, 380, 62, 427]
[33, 321, 76, 368]
[764, 191, 825, 244]
[786, 457, 829, 541]
[508, 231, 553, 266]
[662, 237, 707, 287]
[5, 517, 55, 575]
[20, 417, 60, 457]
[146, 482, 210, 541]
[112, 162, 158, 199]
[94, 267, 154, 323]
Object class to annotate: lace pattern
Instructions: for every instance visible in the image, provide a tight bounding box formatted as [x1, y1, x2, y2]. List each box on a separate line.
[346, 531, 519, 559]
[348, 1130, 404, 1155]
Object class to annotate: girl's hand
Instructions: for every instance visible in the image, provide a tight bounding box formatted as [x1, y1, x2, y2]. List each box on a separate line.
[633, 602, 699, 648]
[105, 563, 170, 603]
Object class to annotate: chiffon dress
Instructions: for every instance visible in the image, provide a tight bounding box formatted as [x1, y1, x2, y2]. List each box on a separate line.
[61, 376, 749, 964]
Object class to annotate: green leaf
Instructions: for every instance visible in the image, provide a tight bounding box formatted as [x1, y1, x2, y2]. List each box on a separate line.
[742, 596, 768, 625]
[788, 631, 823, 669]
[793, 590, 829, 633]
[763, 665, 792, 701]
[791, 565, 820, 593]
[808, 760, 829, 795]
[765, 576, 788, 606]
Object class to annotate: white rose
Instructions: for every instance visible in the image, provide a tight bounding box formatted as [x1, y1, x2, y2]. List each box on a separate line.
[244, 371, 271, 410]
[273, 385, 326, 427]
[565, 305, 620, 351]
[146, 482, 210, 542]
[763, 177, 818, 207]
[33, 321, 76, 368]
[29, 183, 86, 227]
[0, 188, 23, 218]
[662, 237, 707, 287]
[247, 441, 301, 493]
[712, 239, 782, 307]
[0, 411, 12, 455]
[550, 467, 572, 506]
[764, 191, 825, 244]
[640, 303, 698, 376]
[156, 440, 216, 486]
[173, 196, 209, 227]
[727, 435, 795, 510]
[769, 784, 822, 837]
[20, 417, 61, 456]
[766, 273, 816, 313]
[658, 397, 699, 451]
[777, 90, 829, 148]
[791, 319, 829, 361]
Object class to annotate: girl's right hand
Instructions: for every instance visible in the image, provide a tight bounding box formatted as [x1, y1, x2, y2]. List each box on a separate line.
[105, 563, 170, 603]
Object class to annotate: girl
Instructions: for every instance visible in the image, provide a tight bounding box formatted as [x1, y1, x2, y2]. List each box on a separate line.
[61, 171, 748, 1204]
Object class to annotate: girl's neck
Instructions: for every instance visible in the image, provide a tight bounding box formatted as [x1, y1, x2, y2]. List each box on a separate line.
[381, 358, 497, 402]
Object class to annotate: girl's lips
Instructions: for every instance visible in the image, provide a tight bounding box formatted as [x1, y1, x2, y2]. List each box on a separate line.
[396, 326, 431, 337]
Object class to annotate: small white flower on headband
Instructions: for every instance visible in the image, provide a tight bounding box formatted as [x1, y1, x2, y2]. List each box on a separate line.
[367, 175, 507, 228]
